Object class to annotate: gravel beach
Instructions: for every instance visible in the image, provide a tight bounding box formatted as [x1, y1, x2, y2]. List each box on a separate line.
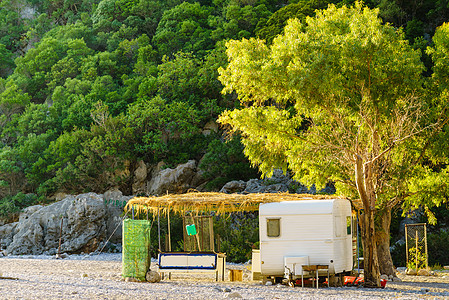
[1, 254, 449, 299]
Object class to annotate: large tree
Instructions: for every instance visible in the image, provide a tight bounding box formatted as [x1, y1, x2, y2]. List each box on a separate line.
[218, 2, 448, 287]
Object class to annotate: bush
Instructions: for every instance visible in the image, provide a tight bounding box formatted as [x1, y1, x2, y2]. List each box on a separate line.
[199, 136, 259, 191]
[0, 192, 40, 217]
[428, 230, 449, 266]
[214, 212, 259, 263]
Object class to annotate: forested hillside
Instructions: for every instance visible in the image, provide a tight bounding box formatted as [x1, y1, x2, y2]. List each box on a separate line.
[0, 0, 448, 218]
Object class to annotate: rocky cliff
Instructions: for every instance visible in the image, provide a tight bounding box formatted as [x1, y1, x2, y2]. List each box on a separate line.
[0, 191, 131, 255]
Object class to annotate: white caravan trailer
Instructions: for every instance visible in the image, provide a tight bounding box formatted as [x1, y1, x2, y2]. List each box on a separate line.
[256, 199, 353, 284]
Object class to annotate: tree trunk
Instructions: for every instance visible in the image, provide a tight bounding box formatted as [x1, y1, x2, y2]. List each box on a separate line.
[375, 207, 396, 276]
[355, 155, 381, 287]
[359, 208, 381, 287]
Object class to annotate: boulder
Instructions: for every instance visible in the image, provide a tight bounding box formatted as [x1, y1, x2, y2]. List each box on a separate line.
[263, 183, 289, 193]
[132, 160, 148, 195]
[147, 160, 198, 195]
[380, 274, 389, 280]
[0, 222, 18, 250]
[227, 292, 243, 298]
[202, 120, 219, 136]
[243, 178, 289, 194]
[146, 271, 161, 283]
[104, 189, 132, 244]
[6, 193, 108, 255]
[417, 269, 430, 276]
[392, 277, 402, 282]
[220, 180, 247, 194]
[406, 268, 417, 275]
[244, 179, 265, 193]
[19, 205, 43, 222]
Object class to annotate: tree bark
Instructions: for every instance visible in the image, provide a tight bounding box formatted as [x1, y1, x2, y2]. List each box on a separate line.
[359, 208, 381, 287]
[355, 155, 381, 287]
[375, 207, 396, 276]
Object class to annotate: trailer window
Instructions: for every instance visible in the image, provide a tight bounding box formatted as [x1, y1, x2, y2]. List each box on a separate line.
[346, 216, 351, 235]
[267, 218, 280, 237]
[335, 216, 342, 237]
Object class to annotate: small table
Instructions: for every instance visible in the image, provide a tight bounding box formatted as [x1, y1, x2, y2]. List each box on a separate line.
[301, 265, 330, 288]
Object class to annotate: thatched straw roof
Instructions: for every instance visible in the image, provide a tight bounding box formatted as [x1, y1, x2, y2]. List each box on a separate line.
[125, 192, 344, 215]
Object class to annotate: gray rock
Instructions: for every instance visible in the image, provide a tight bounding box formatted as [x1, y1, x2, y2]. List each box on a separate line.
[227, 292, 242, 298]
[147, 160, 198, 195]
[220, 181, 247, 194]
[190, 169, 207, 188]
[132, 160, 148, 195]
[55, 253, 68, 259]
[0, 222, 18, 249]
[380, 274, 389, 280]
[417, 269, 430, 276]
[294, 183, 310, 194]
[392, 277, 402, 282]
[202, 120, 218, 136]
[6, 193, 108, 255]
[263, 183, 289, 193]
[406, 269, 417, 275]
[19, 205, 43, 222]
[224, 288, 232, 292]
[244, 179, 264, 193]
[104, 189, 132, 243]
[146, 271, 161, 283]
[265, 169, 290, 184]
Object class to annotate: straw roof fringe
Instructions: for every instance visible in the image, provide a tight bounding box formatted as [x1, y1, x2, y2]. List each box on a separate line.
[125, 192, 345, 216]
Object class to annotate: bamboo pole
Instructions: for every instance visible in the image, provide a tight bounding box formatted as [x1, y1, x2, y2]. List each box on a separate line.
[167, 210, 171, 252]
[158, 206, 161, 251]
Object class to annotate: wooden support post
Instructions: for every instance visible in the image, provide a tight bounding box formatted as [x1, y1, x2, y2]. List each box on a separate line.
[158, 207, 161, 251]
[167, 211, 171, 252]
[415, 229, 419, 270]
[424, 224, 428, 270]
[57, 217, 63, 257]
[209, 217, 214, 251]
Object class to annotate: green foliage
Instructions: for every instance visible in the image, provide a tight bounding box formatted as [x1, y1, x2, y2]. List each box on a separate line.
[153, 2, 214, 58]
[0, 43, 14, 77]
[256, 0, 336, 44]
[407, 246, 427, 270]
[199, 136, 260, 190]
[0, 0, 30, 53]
[428, 230, 449, 266]
[126, 95, 205, 164]
[0, 192, 40, 217]
[218, 2, 434, 199]
[214, 213, 259, 263]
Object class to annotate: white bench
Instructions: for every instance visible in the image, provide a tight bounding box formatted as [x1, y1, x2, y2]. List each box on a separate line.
[157, 252, 226, 281]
